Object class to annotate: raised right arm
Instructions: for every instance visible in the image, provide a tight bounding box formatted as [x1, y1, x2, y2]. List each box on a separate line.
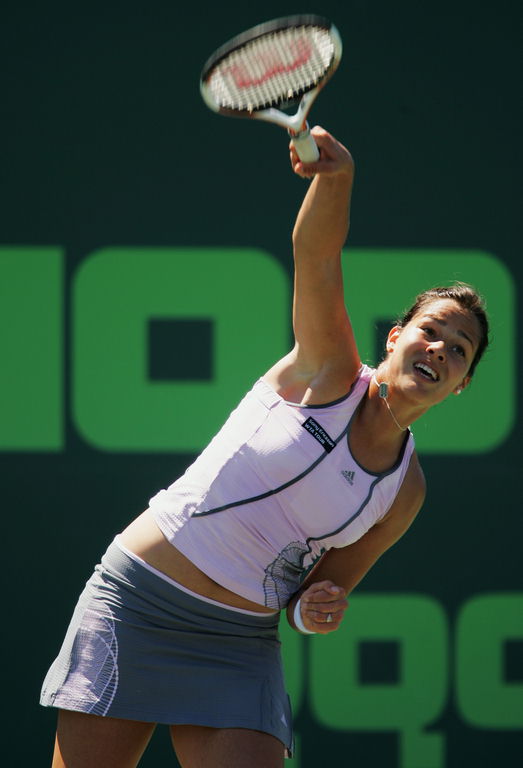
[264, 127, 360, 404]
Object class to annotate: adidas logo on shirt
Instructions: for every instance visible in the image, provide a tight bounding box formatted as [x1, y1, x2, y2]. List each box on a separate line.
[341, 470, 355, 485]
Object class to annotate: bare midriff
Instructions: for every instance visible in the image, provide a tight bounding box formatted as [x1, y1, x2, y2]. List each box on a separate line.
[119, 509, 276, 614]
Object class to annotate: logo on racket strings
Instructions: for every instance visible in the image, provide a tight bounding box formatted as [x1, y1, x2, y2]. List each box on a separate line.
[225, 38, 312, 88]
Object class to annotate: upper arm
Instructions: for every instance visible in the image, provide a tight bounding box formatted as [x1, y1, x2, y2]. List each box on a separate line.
[292, 247, 360, 377]
[264, 256, 360, 403]
[301, 454, 426, 595]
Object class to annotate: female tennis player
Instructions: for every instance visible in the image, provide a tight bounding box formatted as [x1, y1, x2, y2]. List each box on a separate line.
[41, 126, 489, 768]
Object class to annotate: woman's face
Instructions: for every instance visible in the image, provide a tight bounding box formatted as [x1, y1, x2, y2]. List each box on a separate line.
[385, 299, 481, 407]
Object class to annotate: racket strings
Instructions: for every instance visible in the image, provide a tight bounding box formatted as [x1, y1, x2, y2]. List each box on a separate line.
[207, 26, 335, 112]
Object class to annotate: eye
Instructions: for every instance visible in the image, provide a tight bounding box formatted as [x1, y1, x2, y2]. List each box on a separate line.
[421, 326, 435, 336]
[452, 344, 465, 357]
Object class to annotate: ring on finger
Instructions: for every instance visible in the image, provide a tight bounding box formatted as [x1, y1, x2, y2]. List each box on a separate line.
[326, 613, 333, 623]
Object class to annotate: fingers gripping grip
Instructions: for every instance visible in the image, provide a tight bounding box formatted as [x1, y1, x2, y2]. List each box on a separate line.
[290, 124, 320, 163]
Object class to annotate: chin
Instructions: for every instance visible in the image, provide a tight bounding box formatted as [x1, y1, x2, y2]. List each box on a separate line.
[404, 377, 440, 404]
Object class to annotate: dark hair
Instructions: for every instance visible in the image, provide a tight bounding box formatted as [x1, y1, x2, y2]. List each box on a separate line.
[397, 283, 489, 377]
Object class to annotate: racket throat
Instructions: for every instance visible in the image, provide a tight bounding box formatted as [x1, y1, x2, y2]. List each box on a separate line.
[288, 122, 312, 139]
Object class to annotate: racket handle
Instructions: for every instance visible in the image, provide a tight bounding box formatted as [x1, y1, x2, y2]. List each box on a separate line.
[291, 125, 320, 163]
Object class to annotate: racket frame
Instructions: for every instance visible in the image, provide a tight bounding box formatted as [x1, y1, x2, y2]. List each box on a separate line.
[200, 15, 342, 162]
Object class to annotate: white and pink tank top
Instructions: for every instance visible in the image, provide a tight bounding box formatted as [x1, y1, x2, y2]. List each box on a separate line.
[150, 365, 415, 610]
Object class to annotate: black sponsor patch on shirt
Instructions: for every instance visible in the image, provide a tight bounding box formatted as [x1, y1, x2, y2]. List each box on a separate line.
[302, 417, 336, 453]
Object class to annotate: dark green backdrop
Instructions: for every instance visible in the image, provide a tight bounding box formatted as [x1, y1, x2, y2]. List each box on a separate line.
[2, 1, 521, 766]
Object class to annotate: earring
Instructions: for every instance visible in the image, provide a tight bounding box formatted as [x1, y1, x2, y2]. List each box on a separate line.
[456, 387, 462, 395]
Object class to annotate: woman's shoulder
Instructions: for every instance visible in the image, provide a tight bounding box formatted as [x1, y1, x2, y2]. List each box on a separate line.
[404, 452, 427, 505]
[262, 352, 370, 406]
[375, 452, 426, 529]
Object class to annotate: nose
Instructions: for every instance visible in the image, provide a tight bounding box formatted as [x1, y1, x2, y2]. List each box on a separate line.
[427, 341, 446, 362]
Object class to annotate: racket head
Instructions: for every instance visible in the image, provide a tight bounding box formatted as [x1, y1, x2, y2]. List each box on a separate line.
[200, 15, 342, 119]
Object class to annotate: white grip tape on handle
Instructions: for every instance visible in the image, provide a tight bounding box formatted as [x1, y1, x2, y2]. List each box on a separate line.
[291, 125, 320, 163]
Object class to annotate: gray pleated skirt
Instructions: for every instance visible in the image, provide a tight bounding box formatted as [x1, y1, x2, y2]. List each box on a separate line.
[40, 540, 293, 754]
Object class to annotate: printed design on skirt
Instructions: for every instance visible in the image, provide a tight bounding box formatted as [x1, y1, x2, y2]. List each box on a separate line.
[66, 602, 119, 716]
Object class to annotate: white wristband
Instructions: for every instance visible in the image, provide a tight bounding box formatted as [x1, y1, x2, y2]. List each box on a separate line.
[293, 597, 316, 635]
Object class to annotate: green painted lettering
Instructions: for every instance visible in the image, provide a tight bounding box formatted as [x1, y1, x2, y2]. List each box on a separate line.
[72, 248, 289, 451]
[309, 594, 448, 768]
[0, 248, 63, 449]
[456, 593, 523, 728]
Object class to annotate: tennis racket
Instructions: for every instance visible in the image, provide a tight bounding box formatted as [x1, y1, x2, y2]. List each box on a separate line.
[200, 15, 342, 162]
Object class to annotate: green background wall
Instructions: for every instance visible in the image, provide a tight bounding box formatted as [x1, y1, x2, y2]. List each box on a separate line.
[2, 1, 521, 765]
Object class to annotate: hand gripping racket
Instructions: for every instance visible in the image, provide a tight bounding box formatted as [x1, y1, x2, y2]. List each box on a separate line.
[200, 15, 342, 162]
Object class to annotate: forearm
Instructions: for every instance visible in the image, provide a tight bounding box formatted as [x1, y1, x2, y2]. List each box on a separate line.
[292, 172, 353, 261]
[291, 127, 354, 261]
[289, 471, 424, 633]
